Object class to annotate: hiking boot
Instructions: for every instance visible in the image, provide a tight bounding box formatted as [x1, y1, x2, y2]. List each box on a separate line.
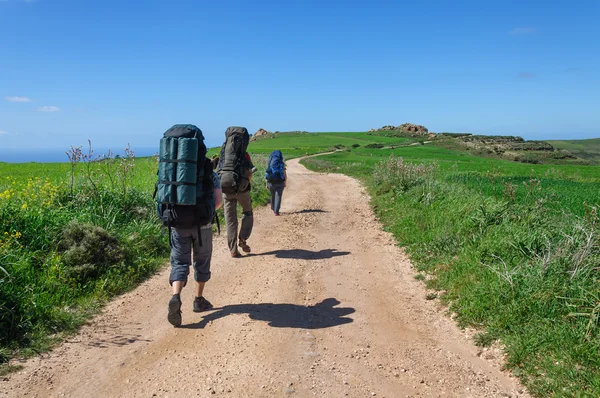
[193, 296, 213, 313]
[167, 294, 182, 327]
[238, 238, 251, 253]
[231, 251, 242, 258]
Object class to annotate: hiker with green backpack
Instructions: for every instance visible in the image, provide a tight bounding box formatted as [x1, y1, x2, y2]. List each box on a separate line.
[265, 150, 287, 216]
[155, 124, 222, 327]
[217, 126, 254, 257]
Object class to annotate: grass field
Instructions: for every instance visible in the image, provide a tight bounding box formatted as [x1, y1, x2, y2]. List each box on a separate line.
[548, 138, 600, 163]
[296, 138, 600, 397]
[245, 132, 413, 158]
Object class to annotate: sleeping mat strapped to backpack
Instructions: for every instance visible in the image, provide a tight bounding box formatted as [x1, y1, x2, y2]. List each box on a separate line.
[156, 124, 215, 229]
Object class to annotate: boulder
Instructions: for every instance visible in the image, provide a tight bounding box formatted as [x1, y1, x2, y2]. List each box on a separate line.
[250, 128, 271, 141]
[370, 123, 430, 136]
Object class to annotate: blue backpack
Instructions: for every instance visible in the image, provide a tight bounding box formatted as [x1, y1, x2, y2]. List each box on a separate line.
[265, 150, 285, 183]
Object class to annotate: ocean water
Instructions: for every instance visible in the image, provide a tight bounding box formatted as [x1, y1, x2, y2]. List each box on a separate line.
[0, 147, 159, 163]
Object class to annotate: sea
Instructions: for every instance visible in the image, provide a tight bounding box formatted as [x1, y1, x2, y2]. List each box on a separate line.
[0, 147, 159, 163]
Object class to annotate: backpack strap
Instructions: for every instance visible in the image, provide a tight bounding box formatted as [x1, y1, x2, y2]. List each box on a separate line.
[214, 213, 221, 235]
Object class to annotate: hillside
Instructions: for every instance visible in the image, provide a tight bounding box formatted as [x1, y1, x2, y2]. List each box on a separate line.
[548, 137, 600, 163]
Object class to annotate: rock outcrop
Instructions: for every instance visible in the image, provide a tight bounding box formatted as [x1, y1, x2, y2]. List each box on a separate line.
[250, 128, 271, 141]
[369, 123, 431, 137]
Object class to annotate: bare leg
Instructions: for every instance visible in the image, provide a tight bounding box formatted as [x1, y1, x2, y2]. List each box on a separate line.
[172, 281, 184, 295]
[195, 281, 206, 298]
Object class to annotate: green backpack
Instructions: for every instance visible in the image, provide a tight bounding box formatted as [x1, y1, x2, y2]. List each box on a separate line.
[155, 124, 215, 229]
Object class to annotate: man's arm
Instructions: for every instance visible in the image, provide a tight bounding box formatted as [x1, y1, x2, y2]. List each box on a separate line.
[215, 188, 223, 210]
[212, 172, 223, 210]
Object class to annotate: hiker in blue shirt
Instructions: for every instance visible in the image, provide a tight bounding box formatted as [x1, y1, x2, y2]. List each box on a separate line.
[265, 150, 287, 216]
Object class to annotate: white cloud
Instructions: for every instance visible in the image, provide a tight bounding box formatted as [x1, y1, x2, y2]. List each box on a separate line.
[509, 27, 536, 35]
[38, 106, 60, 112]
[0, 129, 7, 136]
[5, 96, 32, 103]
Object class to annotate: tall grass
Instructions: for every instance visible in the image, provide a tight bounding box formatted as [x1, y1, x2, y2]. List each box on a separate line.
[0, 148, 167, 363]
[0, 146, 272, 366]
[304, 153, 600, 397]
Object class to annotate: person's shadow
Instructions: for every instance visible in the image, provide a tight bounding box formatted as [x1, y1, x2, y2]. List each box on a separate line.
[292, 209, 329, 214]
[250, 249, 350, 260]
[181, 298, 355, 330]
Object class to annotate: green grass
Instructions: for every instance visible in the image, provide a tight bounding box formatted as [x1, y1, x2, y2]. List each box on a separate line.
[245, 132, 412, 158]
[0, 148, 270, 367]
[303, 145, 600, 216]
[549, 138, 600, 163]
[292, 134, 599, 397]
[0, 154, 167, 363]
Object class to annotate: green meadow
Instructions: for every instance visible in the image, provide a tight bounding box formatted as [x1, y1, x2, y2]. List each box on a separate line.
[295, 139, 600, 397]
[549, 138, 600, 163]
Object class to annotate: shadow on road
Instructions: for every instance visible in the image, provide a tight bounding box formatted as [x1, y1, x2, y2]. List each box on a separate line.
[291, 209, 329, 214]
[249, 248, 350, 260]
[180, 298, 355, 330]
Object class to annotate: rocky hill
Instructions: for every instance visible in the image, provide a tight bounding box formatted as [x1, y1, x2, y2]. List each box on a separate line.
[369, 123, 431, 136]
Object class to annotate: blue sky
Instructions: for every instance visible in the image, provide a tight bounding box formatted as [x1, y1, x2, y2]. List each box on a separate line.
[1, 0, 599, 151]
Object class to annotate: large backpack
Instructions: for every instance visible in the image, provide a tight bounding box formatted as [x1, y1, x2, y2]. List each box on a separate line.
[217, 126, 250, 194]
[155, 124, 215, 231]
[265, 150, 285, 183]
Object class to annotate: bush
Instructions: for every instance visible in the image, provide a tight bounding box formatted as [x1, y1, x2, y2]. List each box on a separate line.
[373, 155, 438, 194]
[351, 144, 360, 148]
[365, 143, 384, 149]
[58, 221, 125, 284]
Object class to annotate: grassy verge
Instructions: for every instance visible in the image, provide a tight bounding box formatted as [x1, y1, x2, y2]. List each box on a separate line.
[302, 147, 600, 397]
[0, 152, 168, 366]
[0, 147, 271, 369]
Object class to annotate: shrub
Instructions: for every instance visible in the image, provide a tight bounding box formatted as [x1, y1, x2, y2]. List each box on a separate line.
[373, 155, 438, 194]
[351, 144, 360, 148]
[365, 143, 384, 149]
[58, 221, 125, 284]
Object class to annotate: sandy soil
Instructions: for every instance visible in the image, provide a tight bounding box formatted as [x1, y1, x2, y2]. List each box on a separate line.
[1, 158, 530, 398]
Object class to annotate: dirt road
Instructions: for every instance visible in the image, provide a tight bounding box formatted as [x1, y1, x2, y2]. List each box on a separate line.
[2, 158, 529, 398]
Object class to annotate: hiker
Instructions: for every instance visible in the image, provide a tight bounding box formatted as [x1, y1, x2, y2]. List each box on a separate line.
[155, 124, 222, 327]
[217, 126, 254, 257]
[265, 150, 287, 216]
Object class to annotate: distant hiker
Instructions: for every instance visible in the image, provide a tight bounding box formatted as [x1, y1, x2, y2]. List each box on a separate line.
[155, 124, 222, 327]
[265, 150, 287, 216]
[217, 126, 254, 257]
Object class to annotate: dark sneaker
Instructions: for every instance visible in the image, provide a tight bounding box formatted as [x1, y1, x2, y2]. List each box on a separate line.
[193, 296, 213, 313]
[167, 294, 182, 327]
[231, 251, 242, 258]
[238, 238, 251, 253]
